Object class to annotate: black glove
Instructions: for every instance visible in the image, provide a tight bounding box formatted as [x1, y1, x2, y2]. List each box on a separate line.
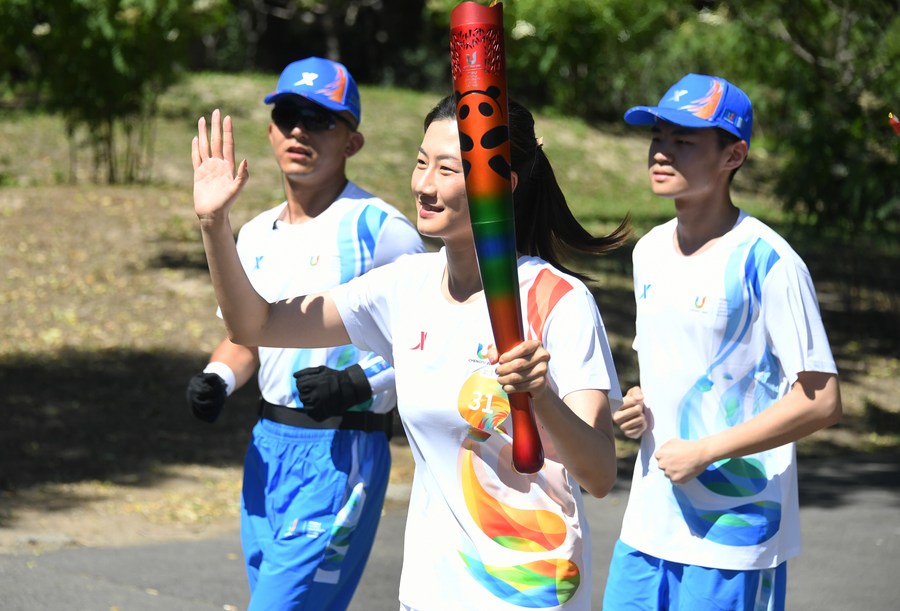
[186, 372, 228, 423]
[293, 364, 372, 418]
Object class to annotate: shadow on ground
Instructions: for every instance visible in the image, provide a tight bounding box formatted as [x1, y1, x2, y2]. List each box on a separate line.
[795, 452, 900, 508]
[0, 349, 259, 502]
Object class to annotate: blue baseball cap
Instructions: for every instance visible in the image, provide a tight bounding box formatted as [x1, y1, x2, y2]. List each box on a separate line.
[264, 57, 362, 127]
[624, 73, 753, 147]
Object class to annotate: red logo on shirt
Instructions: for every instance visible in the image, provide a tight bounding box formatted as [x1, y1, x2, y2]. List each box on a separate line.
[410, 331, 427, 350]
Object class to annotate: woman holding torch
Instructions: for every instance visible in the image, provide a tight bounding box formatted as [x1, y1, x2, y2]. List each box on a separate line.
[192, 95, 629, 609]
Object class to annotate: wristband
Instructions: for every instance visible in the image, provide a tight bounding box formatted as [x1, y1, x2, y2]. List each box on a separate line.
[204, 361, 236, 396]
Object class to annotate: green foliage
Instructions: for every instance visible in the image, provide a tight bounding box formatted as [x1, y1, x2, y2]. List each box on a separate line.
[202, 1, 442, 89]
[424, 1, 695, 119]
[509, 0, 691, 119]
[423, 0, 899, 232]
[719, 0, 900, 229]
[2, 0, 898, 232]
[0, 0, 230, 183]
[0, 0, 40, 105]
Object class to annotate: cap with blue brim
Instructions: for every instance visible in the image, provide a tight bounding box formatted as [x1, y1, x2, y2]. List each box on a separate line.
[624, 73, 752, 147]
[264, 56, 361, 127]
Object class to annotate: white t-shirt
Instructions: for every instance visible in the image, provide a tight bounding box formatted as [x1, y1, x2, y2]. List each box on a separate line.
[233, 181, 423, 411]
[619, 211, 837, 570]
[332, 249, 622, 611]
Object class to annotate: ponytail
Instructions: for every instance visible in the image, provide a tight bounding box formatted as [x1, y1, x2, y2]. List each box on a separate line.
[507, 100, 631, 281]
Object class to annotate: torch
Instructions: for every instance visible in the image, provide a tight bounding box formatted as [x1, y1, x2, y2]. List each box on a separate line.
[450, 1, 544, 473]
[890, 113, 900, 137]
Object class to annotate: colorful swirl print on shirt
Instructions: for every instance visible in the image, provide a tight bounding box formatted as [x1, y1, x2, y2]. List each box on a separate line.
[454, 269, 580, 607]
[674, 237, 783, 546]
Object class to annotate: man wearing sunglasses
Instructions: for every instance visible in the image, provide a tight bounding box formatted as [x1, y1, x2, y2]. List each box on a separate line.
[186, 56, 424, 610]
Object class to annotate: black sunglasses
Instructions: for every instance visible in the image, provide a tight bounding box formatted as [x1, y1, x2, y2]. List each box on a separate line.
[271, 102, 355, 133]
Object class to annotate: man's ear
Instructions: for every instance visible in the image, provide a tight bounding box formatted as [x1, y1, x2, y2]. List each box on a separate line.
[724, 140, 748, 171]
[510, 170, 518, 193]
[345, 131, 365, 158]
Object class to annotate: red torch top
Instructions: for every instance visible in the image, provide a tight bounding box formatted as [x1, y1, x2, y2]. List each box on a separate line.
[450, 1, 503, 28]
[450, 2, 506, 95]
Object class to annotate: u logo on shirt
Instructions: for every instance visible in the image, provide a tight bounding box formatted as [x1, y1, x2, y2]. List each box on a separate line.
[475, 342, 494, 360]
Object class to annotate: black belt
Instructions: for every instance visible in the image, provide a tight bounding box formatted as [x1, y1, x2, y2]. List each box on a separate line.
[259, 399, 394, 438]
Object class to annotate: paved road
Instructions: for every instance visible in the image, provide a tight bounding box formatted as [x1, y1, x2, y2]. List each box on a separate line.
[1, 454, 897, 610]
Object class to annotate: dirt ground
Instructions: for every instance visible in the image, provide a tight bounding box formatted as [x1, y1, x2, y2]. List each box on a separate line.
[0, 442, 416, 555]
[0, 463, 245, 554]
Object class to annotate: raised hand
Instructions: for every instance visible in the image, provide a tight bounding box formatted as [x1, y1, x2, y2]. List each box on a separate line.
[191, 109, 250, 222]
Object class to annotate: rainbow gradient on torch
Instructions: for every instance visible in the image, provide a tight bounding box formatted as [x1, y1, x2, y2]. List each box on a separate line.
[450, 1, 543, 474]
[470, 221, 522, 345]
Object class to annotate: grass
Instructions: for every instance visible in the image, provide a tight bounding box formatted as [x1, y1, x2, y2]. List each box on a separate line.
[0, 72, 898, 527]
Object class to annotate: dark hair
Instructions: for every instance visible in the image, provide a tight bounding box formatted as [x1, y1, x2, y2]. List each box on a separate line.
[424, 95, 631, 281]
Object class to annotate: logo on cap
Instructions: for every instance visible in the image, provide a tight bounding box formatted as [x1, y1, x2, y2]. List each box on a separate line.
[669, 89, 688, 103]
[318, 65, 350, 106]
[679, 80, 723, 120]
[294, 72, 318, 88]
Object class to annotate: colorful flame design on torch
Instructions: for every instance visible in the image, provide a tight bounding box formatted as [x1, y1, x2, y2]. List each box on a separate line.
[450, 1, 543, 473]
